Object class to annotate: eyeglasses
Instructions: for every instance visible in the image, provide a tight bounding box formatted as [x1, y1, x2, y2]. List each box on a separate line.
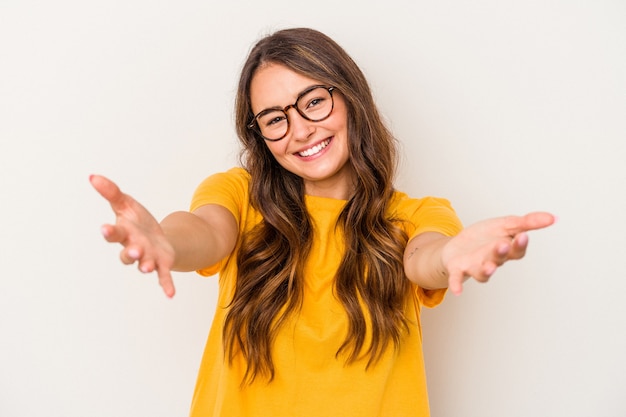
[247, 85, 336, 141]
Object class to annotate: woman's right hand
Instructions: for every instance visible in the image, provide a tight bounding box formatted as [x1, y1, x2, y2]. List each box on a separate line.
[90, 175, 176, 298]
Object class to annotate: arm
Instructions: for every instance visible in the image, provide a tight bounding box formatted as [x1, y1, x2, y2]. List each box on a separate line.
[403, 212, 556, 295]
[403, 232, 451, 290]
[161, 205, 238, 272]
[90, 175, 238, 298]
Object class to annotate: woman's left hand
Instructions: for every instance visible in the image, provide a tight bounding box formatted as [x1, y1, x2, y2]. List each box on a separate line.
[442, 212, 556, 295]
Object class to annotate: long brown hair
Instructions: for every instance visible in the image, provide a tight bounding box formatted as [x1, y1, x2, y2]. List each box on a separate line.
[225, 27, 410, 384]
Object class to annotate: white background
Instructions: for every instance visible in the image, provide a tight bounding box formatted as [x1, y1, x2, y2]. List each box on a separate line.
[1, 1, 625, 416]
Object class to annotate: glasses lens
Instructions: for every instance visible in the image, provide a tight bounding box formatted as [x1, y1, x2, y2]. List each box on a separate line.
[297, 87, 333, 122]
[256, 110, 289, 141]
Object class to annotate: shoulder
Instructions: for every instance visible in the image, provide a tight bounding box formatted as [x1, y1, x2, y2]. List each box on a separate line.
[200, 167, 250, 187]
[389, 190, 463, 238]
[190, 167, 251, 212]
[389, 190, 455, 216]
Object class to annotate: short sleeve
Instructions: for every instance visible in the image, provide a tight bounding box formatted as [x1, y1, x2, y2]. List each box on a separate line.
[190, 167, 250, 222]
[402, 196, 463, 240]
[391, 193, 464, 308]
[413, 286, 447, 308]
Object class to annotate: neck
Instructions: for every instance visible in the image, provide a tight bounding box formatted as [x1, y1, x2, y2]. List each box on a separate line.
[303, 170, 355, 200]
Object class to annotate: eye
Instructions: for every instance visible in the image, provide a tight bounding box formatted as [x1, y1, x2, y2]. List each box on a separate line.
[298, 87, 332, 116]
[258, 110, 287, 129]
[265, 115, 286, 127]
[305, 96, 325, 109]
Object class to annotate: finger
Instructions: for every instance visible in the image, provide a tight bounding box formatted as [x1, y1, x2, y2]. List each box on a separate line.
[447, 268, 465, 296]
[504, 212, 556, 236]
[507, 232, 529, 260]
[89, 174, 127, 211]
[494, 240, 512, 265]
[522, 212, 557, 231]
[101, 224, 128, 243]
[156, 266, 176, 298]
[138, 259, 155, 274]
[120, 246, 142, 265]
[482, 261, 497, 280]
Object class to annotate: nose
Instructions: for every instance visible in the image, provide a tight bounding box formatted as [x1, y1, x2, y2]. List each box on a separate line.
[286, 107, 315, 141]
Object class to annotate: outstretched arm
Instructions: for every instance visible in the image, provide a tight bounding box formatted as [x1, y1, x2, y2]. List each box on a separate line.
[90, 175, 238, 298]
[403, 212, 556, 295]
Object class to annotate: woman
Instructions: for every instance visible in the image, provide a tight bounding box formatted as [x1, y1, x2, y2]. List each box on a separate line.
[90, 28, 554, 417]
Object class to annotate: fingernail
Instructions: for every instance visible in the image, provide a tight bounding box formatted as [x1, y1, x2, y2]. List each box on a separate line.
[100, 226, 110, 238]
[128, 248, 140, 259]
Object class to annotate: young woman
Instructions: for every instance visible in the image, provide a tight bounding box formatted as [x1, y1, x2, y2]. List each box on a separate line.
[91, 28, 555, 417]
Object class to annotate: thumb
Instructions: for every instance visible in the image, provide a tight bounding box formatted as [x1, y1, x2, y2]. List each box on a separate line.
[506, 212, 556, 235]
[90, 174, 126, 210]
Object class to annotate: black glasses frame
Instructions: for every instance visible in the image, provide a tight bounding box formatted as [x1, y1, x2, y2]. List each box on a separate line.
[247, 85, 336, 142]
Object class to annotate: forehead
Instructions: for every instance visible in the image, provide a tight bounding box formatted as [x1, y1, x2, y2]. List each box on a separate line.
[249, 63, 323, 113]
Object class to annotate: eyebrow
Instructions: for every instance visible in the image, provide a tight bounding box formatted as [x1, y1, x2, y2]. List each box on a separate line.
[253, 84, 321, 114]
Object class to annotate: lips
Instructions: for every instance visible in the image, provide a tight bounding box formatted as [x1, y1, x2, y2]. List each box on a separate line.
[297, 138, 331, 157]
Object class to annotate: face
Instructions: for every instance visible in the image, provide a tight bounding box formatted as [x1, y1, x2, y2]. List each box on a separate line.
[249, 63, 354, 199]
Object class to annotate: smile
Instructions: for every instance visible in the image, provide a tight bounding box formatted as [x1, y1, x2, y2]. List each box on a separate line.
[297, 138, 331, 157]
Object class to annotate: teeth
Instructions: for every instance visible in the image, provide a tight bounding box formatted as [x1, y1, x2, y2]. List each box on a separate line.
[298, 139, 330, 157]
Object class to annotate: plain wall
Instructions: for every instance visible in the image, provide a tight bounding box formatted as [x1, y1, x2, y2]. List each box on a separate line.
[1, 0, 625, 416]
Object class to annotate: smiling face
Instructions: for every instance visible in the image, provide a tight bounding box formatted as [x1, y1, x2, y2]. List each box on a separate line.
[249, 63, 354, 199]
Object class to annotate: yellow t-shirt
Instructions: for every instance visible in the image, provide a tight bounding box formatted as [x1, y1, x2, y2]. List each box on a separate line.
[189, 167, 462, 417]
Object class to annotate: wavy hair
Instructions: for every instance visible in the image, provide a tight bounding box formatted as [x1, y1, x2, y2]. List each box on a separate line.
[224, 27, 410, 384]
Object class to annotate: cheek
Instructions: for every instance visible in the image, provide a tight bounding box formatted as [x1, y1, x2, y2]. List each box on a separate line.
[265, 142, 286, 159]
[332, 101, 349, 134]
